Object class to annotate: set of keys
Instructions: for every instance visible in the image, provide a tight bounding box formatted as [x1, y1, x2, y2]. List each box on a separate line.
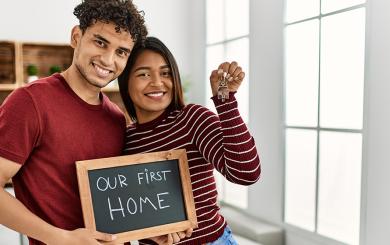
[217, 69, 229, 102]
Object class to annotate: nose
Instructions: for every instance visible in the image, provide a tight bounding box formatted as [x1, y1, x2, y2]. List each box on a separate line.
[100, 51, 115, 67]
[150, 73, 164, 86]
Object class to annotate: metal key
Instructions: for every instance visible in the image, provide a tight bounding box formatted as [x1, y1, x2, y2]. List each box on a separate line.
[217, 71, 229, 102]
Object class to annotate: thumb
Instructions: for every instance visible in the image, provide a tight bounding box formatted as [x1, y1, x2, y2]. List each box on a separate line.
[209, 70, 219, 83]
[92, 231, 117, 241]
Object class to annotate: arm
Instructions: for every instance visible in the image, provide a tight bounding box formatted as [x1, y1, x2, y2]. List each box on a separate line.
[0, 89, 116, 244]
[192, 61, 261, 185]
[0, 157, 116, 245]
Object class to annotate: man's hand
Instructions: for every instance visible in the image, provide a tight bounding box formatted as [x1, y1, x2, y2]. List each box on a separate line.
[149, 228, 193, 245]
[48, 228, 117, 245]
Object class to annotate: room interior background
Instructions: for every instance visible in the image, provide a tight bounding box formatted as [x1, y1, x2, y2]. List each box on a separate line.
[0, 0, 389, 245]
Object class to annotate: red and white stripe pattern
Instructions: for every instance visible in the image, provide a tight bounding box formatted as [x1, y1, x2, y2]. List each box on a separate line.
[124, 93, 260, 245]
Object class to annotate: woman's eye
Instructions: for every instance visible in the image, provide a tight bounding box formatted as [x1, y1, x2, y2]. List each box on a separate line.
[161, 71, 172, 77]
[137, 73, 150, 77]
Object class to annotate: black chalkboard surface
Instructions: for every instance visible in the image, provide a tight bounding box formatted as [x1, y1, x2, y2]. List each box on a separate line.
[76, 149, 197, 244]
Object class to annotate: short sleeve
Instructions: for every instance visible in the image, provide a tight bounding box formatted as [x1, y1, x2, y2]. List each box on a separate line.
[0, 88, 40, 164]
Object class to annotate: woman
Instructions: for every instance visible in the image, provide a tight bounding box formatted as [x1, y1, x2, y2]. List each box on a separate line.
[118, 37, 261, 245]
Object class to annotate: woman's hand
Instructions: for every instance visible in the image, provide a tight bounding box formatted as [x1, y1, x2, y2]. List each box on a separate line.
[149, 228, 193, 245]
[209, 61, 245, 97]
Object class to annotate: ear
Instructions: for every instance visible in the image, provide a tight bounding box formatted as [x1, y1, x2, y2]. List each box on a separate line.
[70, 25, 82, 48]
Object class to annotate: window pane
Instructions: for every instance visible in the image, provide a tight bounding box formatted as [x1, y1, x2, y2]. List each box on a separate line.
[320, 8, 365, 129]
[206, 44, 224, 112]
[226, 38, 249, 123]
[206, 0, 224, 44]
[224, 181, 248, 208]
[285, 129, 317, 231]
[322, 0, 366, 14]
[214, 170, 225, 201]
[318, 131, 362, 245]
[285, 0, 320, 23]
[285, 20, 319, 127]
[225, 0, 249, 39]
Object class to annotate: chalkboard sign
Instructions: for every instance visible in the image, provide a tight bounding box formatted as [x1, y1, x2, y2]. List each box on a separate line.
[76, 149, 197, 244]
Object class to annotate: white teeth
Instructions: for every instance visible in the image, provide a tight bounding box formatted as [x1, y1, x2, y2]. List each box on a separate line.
[94, 64, 110, 77]
[146, 92, 164, 97]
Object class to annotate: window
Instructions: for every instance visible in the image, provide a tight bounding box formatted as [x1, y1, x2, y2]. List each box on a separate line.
[284, 1, 366, 244]
[205, 0, 250, 209]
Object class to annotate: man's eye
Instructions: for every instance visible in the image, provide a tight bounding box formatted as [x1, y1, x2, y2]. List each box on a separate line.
[95, 40, 105, 47]
[117, 49, 128, 58]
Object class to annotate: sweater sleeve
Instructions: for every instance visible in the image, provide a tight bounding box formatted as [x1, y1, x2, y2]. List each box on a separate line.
[191, 92, 260, 185]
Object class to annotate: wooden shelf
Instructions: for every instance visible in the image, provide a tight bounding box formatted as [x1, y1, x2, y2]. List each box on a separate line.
[0, 40, 73, 105]
[0, 40, 125, 121]
[20, 42, 73, 85]
[0, 41, 17, 86]
[0, 83, 17, 91]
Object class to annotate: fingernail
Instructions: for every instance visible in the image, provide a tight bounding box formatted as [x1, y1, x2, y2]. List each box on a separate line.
[226, 73, 231, 79]
[218, 69, 223, 74]
[228, 77, 233, 82]
[111, 235, 117, 240]
[234, 77, 239, 81]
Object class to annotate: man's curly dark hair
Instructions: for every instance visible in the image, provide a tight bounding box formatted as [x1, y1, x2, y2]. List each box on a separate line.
[73, 0, 148, 42]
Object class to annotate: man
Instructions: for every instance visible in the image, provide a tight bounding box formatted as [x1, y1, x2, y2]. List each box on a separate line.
[0, 0, 147, 244]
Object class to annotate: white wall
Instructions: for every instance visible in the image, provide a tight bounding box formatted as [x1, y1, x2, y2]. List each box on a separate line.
[0, 0, 79, 42]
[0, 0, 196, 103]
[247, 0, 284, 224]
[363, 0, 390, 244]
[2, 1, 390, 245]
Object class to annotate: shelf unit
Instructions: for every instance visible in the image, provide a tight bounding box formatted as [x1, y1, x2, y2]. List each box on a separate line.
[0, 41, 123, 107]
[0, 41, 74, 104]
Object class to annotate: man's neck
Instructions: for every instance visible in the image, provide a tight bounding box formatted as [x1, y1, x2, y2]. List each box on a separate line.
[61, 68, 101, 105]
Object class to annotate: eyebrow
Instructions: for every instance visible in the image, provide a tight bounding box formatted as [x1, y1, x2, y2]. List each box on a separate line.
[134, 65, 170, 72]
[93, 34, 131, 53]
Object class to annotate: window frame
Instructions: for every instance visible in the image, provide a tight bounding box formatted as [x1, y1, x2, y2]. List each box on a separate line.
[283, 2, 367, 244]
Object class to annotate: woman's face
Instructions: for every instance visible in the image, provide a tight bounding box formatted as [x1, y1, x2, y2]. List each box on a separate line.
[128, 50, 173, 123]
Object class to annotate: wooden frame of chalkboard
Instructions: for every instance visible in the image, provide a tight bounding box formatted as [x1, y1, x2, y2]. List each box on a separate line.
[76, 149, 197, 244]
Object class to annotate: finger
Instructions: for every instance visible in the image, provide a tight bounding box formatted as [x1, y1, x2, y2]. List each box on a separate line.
[228, 61, 238, 77]
[177, 231, 186, 239]
[92, 231, 116, 241]
[217, 68, 224, 81]
[235, 71, 245, 81]
[210, 69, 219, 82]
[218, 62, 230, 74]
[185, 228, 193, 237]
[171, 233, 181, 243]
[231, 66, 242, 79]
[167, 233, 173, 245]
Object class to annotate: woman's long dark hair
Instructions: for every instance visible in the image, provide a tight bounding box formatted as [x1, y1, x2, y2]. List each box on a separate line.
[118, 36, 185, 122]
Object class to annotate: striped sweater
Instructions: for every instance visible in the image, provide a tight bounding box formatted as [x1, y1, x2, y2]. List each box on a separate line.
[123, 92, 261, 245]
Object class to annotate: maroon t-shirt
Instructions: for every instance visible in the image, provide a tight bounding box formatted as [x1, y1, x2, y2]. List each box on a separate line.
[0, 74, 126, 244]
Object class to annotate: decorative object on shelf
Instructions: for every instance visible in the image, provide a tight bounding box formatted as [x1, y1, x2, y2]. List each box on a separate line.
[49, 65, 62, 75]
[27, 64, 38, 83]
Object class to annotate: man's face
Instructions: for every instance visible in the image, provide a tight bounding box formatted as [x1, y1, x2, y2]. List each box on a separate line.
[71, 21, 134, 88]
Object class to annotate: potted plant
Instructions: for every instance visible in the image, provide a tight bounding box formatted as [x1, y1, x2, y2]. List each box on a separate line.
[49, 65, 62, 75]
[27, 64, 38, 83]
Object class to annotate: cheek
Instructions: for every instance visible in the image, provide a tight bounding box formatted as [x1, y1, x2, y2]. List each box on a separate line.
[117, 60, 128, 72]
[128, 81, 143, 99]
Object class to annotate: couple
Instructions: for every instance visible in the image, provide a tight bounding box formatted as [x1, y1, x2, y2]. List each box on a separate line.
[0, 0, 260, 244]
